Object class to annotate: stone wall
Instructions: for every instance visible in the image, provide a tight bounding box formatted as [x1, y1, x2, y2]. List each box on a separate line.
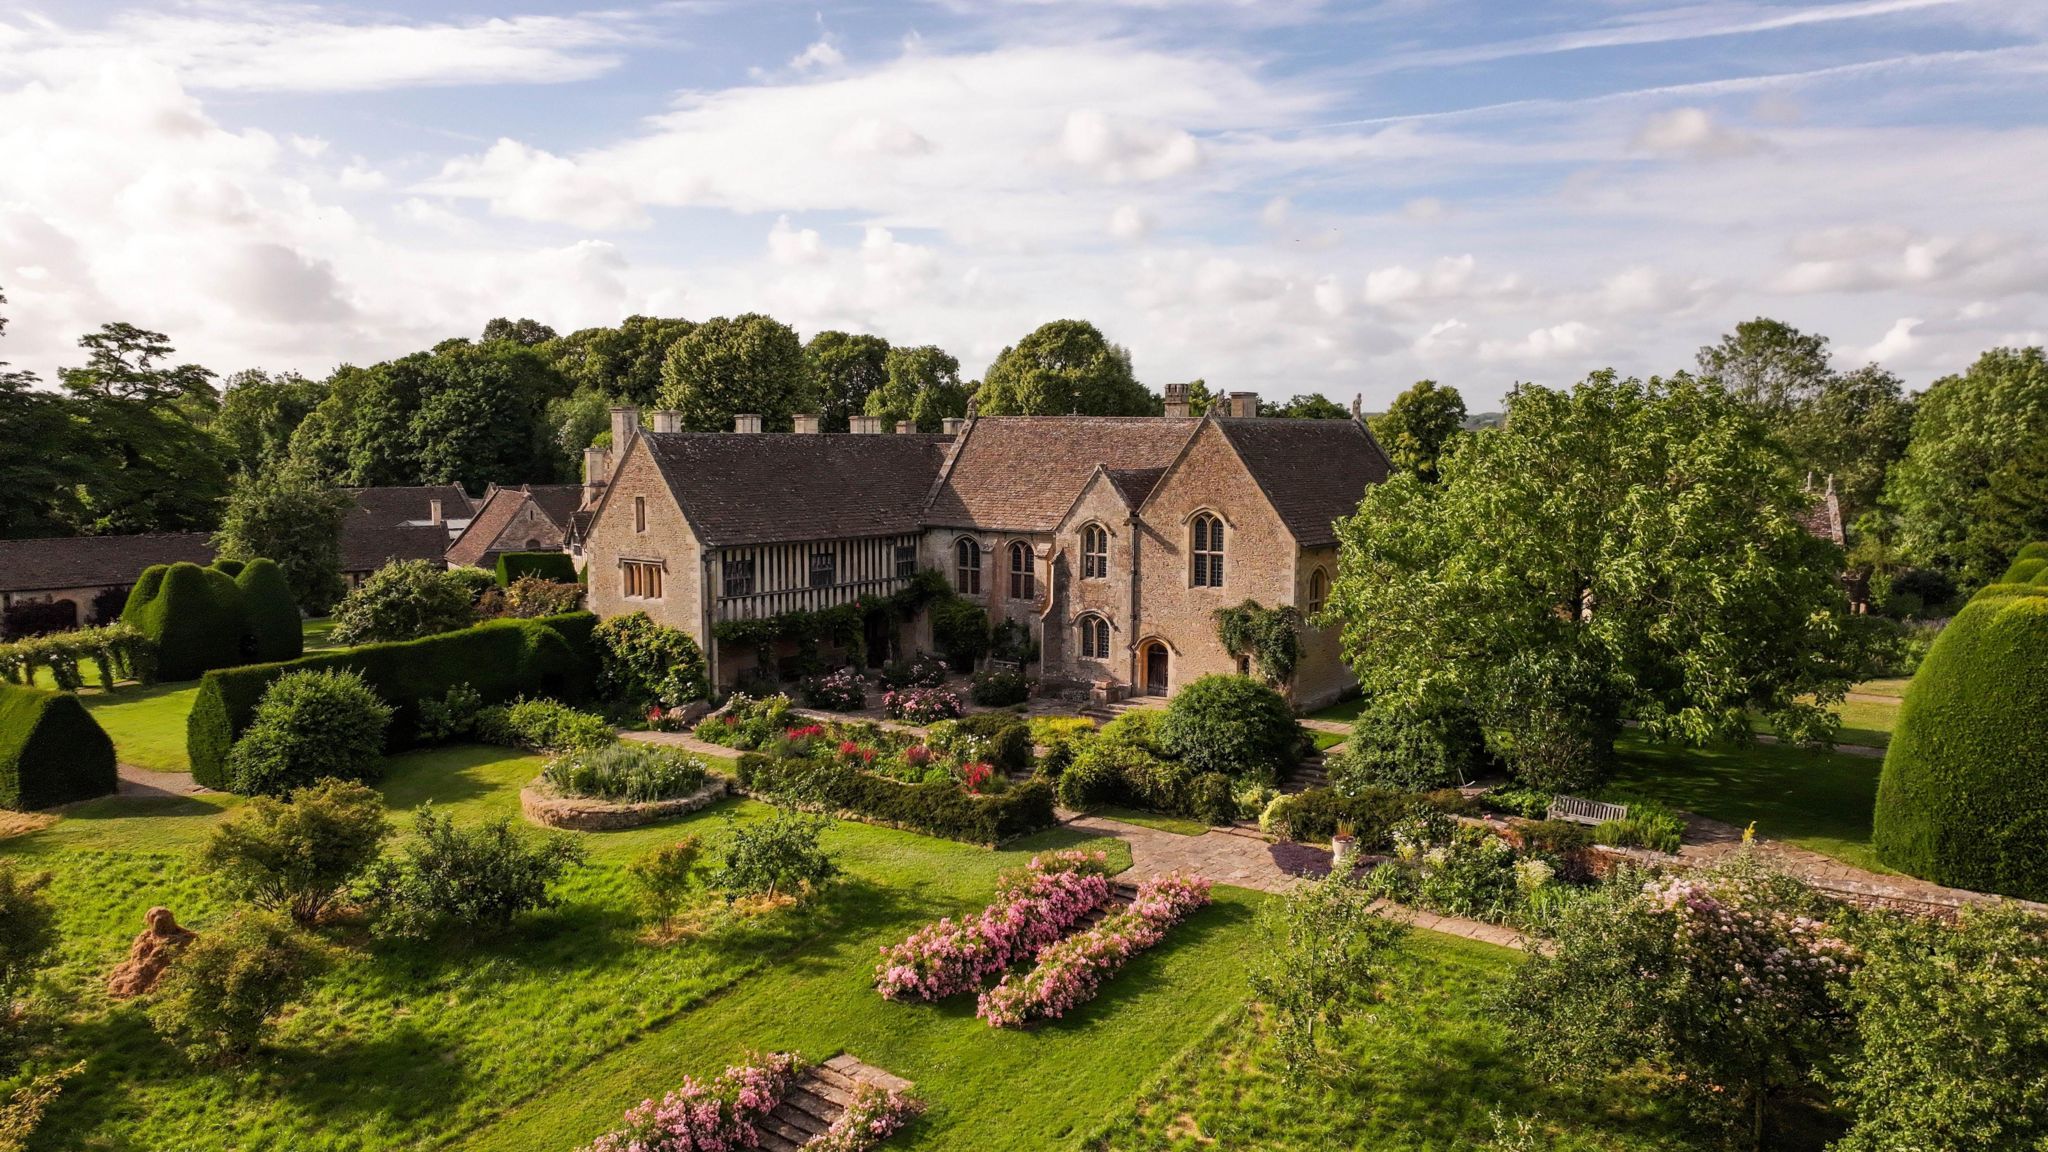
[1046, 473, 1140, 689]
[1291, 544, 1355, 711]
[583, 438, 705, 641]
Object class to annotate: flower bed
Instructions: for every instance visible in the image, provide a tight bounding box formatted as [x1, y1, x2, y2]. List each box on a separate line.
[808, 1081, 925, 1152]
[520, 774, 730, 832]
[800, 667, 868, 712]
[883, 686, 963, 724]
[583, 1051, 802, 1152]
[875, 850, 1113, 1001]
[739, 752, 1055, 846]
[976, 872, 1212, 1028]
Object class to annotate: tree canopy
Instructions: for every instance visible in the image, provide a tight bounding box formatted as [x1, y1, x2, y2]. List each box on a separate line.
[215, 369, 328, 477]
[213, 464, 353, 614]
[804, 330, 891, 433]
[657, 313, 815, 432]
[1369, 380, 1466, 482]
[864, 345, 970, 432]
[975, 320, 1152, 416]
[541, 315, 694, 406]
[1885, 346, 2048, 580]
[479, 317, 558, 347]
[1265, 393, 1349, 420]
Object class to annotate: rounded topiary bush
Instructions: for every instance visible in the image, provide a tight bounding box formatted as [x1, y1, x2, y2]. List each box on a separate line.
[234, 559, 303, 663]
[125, 562, 251, 681]
[2002, 557, 2047, 584]
[1873, 587, 2048, 900]
[2017, 542, 2048, 563]
[1157, 673, 1299, 784]
[227, 669, 393, 796]
[0, 683, 117, 809]
[1330, 694, 1489, 793]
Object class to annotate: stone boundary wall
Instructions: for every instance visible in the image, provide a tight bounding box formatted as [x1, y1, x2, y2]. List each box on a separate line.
[520, 775, 730, 831]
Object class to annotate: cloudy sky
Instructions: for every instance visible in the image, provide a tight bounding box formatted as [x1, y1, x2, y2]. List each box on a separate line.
[0, 0, 2043, 407]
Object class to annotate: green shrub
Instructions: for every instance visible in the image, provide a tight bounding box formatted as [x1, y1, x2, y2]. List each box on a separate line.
[1055, 742, 1128, 809]
[1158, 674, 1299, 784]
[446, 566, 498, 604]
[0, 682, 116, 809]
[709, 805, 836, 901]
[594, 611, 708, 711]
[1259, 785, 1469, 847]
[1028, 716, 1097, 777]
[2003, 557, 2047, 584]
[930, 597, 990, 671]
[234, 559, 302, 663]
[1328, 694, 1489, 792]
[415, 683, 484, 743]
[629, 838, 703, 930]
[487, 575, 584, 619]
[0, 861, 56, 1018]
[148, 910, 328, 1063]
[1483, 786, 1554, 821]
[1875, 587, 2048, 899]
[1592, 798, 1685, 854]
[969, 669, 1030, 707]
[363, 807, 585, 939]
[197, 779, 389, 924]
[1189, 772, 1235, 827]
[123, 562, 250, 680]
[186, 614, 597, 787]
[541, 742, 708, 802]
[738, 754, 1056, 845]
[693, 693, 794, 751]
[495, 551, 578, 586]
[210, 559, 246, 578]
[475, 697, 615, 752]
[2018, 542, 2048, 563]
[226, 669, 393, 796]
[330, 559, 476, 645]
[942, 712, 1032, 775]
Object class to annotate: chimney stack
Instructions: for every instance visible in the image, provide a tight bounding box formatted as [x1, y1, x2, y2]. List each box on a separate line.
[428, 498, 444, 527]
[652, 410, 682, 434]
[582, 446, 610, 506]
[609, 406, 640, 451]
[1228, 392, 1259, 418]
[941, 417, 965, 436]
[896, 419, 916, 435]
[793, 413, 822, 434]
[850, 415, 882, 435]
[733, 413, 763, 434]
[1163, 382, 1189, 419]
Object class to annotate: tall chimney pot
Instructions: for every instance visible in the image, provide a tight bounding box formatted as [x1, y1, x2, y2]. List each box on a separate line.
[652, 410, 682, 434]
[1228, 392, 1259, 418]
[850, 415, 882, 435]
[733, 413, 763, 434]
[793, 413, 822, 434]
[609, 406, 640, 451]
[582, 446, 609, 505]
[895, 419, 916, 435]
[941, 417, 965, 435]
[1163, 382, 1189, 419]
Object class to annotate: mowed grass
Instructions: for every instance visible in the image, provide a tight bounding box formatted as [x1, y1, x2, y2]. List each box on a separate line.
[1606, 734, 1887, 872]
[1754, 694, 1901, 749]
[1305, 696, 1364, 725]
[79, 681, 201, 772]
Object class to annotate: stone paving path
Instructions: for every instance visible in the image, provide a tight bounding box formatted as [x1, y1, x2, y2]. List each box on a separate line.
[115, 764, 207, 799]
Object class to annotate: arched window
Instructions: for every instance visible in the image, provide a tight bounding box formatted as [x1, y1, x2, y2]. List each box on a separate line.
[1078, 614, 1111, 661]
[1307, 567, 1329, 615]
[1009, 542, 1036, 600]
[1191, 513, 1225, 587]
[1081, 523, 1109, 579]
[954, 538, 981, 594]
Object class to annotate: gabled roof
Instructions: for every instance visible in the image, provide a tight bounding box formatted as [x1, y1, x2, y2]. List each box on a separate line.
[1209, 417, 1389, 548]
[346, 485, 473, 525]
[1104, 467, 1166, 508]
[923, 416, 1200, 533]
[339, 516, 452, 574]
[522, 485, 587, 530]
[0, 533, 214, 594]
[643, 432, 953, 547]
[443, 484, 588, 567]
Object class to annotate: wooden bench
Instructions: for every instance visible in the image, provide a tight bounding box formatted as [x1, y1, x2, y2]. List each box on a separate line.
[1547, 795, 1629, 826]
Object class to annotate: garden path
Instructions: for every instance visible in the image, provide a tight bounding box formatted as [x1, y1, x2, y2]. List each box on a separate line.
[114, 763, 206, 799]
[1063, 813, 1527, 950]
[1679, 815, 2048, 916]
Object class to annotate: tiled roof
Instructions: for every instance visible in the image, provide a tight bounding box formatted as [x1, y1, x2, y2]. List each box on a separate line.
[642, 433, 952, 547]
[1209, 418, 1390, 547]
[925, 417, 1201, 532]
[523, 485, 588, 530]
[0, 533, 215, 593]
[346, 485, 474, 525]
[1104, 467, 1166, 508]
[339, 514, 452, 573]
[443, 488, 524, 569]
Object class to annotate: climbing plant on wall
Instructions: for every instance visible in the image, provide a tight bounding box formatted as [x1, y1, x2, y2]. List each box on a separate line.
[1214, 600, 1303, 687]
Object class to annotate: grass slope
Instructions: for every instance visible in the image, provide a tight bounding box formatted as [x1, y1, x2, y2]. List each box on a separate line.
[78, 682, 200, 773]
[1606, 734, 1886, 872]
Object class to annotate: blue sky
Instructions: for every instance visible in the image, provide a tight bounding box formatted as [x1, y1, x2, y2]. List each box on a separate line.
[0, 1, 2042, 407]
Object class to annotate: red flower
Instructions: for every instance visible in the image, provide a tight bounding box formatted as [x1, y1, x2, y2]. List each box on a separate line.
[963, 762, 993, 792]
[839, 740, 861, 757]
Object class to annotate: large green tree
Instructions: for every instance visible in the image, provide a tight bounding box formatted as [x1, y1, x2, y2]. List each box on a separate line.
[1960, 433, 2048, 586]
[804, 331, 891, 433]
[864, 345, 969, 433]
[1887, 346, 2048, 580]
[1369, 380, 1466, 482]
[1696, 317, 1832, 421]
[541, 315, 694, 406]
[213, 464, 353, 613]
[57, 323, 226, 534]
[1267, 393, 1349, 419]
[214, 369, 328, 476]
[975, 320, 1152, 416]
[657, 313, 815, 433]
[0, 288, 91, 537]
[1329, 371, 1857, 791]
[479, 317, 557, 347]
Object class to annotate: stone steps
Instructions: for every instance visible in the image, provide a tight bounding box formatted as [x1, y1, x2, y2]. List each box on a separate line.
[1070, 880, 1140, 932]
[1281, 756, 1329, 794]
[756, 1054, 914, 1152]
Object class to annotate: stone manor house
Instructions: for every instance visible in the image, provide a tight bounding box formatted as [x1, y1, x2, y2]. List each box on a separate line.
[581, 387, 1391, 710]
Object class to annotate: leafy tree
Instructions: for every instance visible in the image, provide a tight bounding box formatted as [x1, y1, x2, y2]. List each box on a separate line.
[1829, 903, 2048, 1151]
[1157, 673, 1299, 784]
[1331, 372, 1857, 791]
[287, 359, 425, 486]
[547, 388, 613, 475]
[148, 910, 329, 1063]
[212, 464, 352, 613]
[1369, 380, 1466, 482]
[628, 837, 704, 932]
[804, 330, 891, 432]
[214, 369, 327, 476]
[479, 317, 558, 347]
[1959, 422, 2048, 587]
[363, 807, 585, 939]
[864, 345, 969, 432]
[1776, 364, 1913, 522]
[1696, 317, 1833, 421]
[57, 322, 218, 410]
[329, 559, 476, 644]
[0, 289, 90, 538]
[1266, 393, 1348, 420]
[1247, 864, 1407, 1083]
[976, 320, 1152, 416]
[1886, 346, 2048, 578]
[541, 315, 695, 406]
[408, 341, 568, 490]
[657, 313, 815, 432]
[227, 669, 393, 796]
[1182, 378, 1216, 416]
[198, 779, 390, 924]
[710, 804, 836, 901]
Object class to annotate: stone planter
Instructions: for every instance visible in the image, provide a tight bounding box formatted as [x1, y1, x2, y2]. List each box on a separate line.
[1330, 833, 1358, 873]
[520, 775, 730, 832]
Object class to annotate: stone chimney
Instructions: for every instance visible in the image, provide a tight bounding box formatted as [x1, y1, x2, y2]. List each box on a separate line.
[941, 417, 965, 436]
[733, 413, 762, 434]
[582, 446, 610, 505]
[896, 420, 916, 435]
[609, 406, 640, 450]
[652, 410, 682, 434]
[1163, 382, 1189, 418]
[428, 498, 443, 526]
[850, 415, 883, 434]
[792, 413, 822, 434]
[1228, 391, 1259, 418]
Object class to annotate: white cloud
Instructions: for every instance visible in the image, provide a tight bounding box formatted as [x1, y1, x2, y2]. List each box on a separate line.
[1109, 204, 1154, 240]
[1056, 109, 1203, 182]
[1482, 321, 1595, 362]
[767, 216, 825, 265]
[790, 39, 845, 70]
[423, 139, 647, 230]
[1631, 107, 1764, 157]
[1863, 316, 1921, 362]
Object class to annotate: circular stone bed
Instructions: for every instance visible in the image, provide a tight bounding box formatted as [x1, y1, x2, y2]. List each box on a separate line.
[520, 775, 731, 831]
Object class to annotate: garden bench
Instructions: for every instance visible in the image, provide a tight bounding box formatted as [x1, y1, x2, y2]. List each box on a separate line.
[1547, 795, 1628, 826]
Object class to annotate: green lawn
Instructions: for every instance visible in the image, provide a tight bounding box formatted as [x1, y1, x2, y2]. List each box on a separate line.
[79, 681, 202, 772]
[302, 617, 342, 651]
[1305, 697, 1364, 725]
[1308, 730, 1346, 753]
[1754, 695, 1900, 749]
[1091, 805, 1210, 837]
[1605, 734, 1887, 872]
[1851, 677, 1911, 699]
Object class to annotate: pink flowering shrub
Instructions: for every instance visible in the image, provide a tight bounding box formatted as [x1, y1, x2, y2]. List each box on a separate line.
[874, 850, 1113, 1001]
[582, 1051, 802, 1152]
[803, 1081, 926, 1152]
[882, 687, 963, 725]
[977, 872, 1212, 1028]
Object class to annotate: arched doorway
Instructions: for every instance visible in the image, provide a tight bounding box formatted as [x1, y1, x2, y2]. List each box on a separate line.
[1140, 641, 1170, 697]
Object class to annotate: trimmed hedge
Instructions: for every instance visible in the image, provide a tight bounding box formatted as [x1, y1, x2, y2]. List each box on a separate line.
[0, 682, 116, 809]
[737, 753, 1056, 845]
[1260, 785, 1470, 847]
[1874, 587, 2048, 900]
[125, 562, 250, 681]
[187, 613, 597, 789]
[496, 551, 578, 587]
[2017, 542, 2048, 562]
[235, 559, 303, 664]
[2002, 557, 2047, 584]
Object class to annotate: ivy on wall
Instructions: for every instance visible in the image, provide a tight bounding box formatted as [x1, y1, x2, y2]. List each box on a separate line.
[711, 568, 951, 673]
[1213, 599, 1303, 687]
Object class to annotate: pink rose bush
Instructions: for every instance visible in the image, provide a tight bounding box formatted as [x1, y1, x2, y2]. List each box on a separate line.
[583, 1052, 802, 1152]
[874, 850, 1113, 1001]
[976, 872, 1211, 1028]
[882, 687, 963, 725]
[802, 1082, 926, 1152]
